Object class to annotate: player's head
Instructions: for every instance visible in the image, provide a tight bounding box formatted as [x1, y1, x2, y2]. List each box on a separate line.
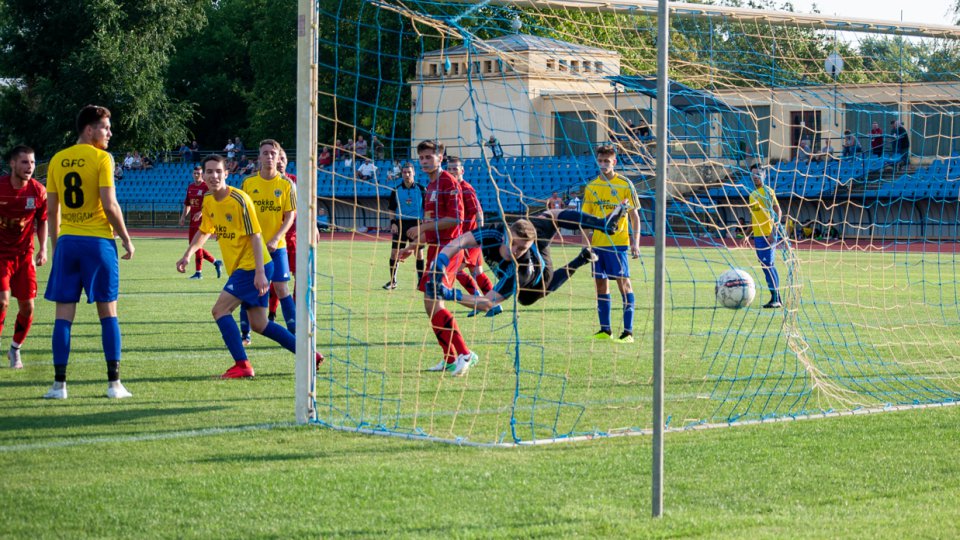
[258, 139, 281, 174]
[595, 144, 617, 175]
[750, 165, 764, 188]
[192, 164, 203, 184]
[76, 105, 112, 149]
[7, 144, 35, 181]
[416, 140, 444, 175]
[277, 146, 289, 176]
[445, 156, 463, 180]
[202, 154, 229, 191]
[507, 219, 537, 259]
[400, 162, 416, 185]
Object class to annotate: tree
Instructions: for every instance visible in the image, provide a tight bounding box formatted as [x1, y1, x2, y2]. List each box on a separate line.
[0, 0, 205, 158]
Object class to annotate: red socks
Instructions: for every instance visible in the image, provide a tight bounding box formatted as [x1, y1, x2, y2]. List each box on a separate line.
[430, 309, 469, 363]
[12, 312, 31, 345]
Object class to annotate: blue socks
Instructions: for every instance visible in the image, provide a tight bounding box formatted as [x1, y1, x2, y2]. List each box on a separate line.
[279, 295, 296, 334]
[216, 315, 247, 361]
[597, 293, 612, 333]
[622, 292, 635, 333]
[762, 266, 781, 301]
[262, 321, 296, 353]
[100, 316, 121, 362]
[239, 307, 250, 337]
[52, 319, 72, 366]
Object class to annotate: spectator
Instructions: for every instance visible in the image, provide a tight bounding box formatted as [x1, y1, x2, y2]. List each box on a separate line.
[334, 139, 345, 160]
[841, 130, 862, 158]
[870, 122, 883, 157]
[547, 191, 564, 210]
[319, 146, 333, 168]
[354, 135, 368, 158]
[815, 139, 833, 162]
[179, 142, 192, 163]
[226, 157, 238, 174]
[141, 152, 153, 170]
[890, 120, 909, 169]
[233, 137, 245, 159]
[356, 158, 377, 181]
[797, 138, 812, 162]
[566, 192, 581, 212]
[371, 136, 385, 160]
[343, 138, 355, 158]
[224, 139, 236, 160]
[486, 135, 504, 161]
[122, 152, 135, 170]
[633, 118, 651, 139]
[114, 165, 124, 182]
[130, 151, 144, 170]
[386, 159, 402, 181]
[317, 206, 330, 232]
[240, 158, 256, 176]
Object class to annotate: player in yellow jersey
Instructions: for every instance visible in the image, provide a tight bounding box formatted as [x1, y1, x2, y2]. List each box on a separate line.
[582, 145, 641, 343]
[237, 139, 297, 343]
[176, 155, 321, 379]
[42, 105, 135, 400]
[747, 165, 783, 308]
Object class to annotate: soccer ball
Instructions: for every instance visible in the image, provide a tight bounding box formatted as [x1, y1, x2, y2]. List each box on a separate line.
[715, 269, 756, 309]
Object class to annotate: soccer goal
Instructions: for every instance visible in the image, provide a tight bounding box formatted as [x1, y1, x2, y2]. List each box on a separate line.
[298, 0, 960, 446]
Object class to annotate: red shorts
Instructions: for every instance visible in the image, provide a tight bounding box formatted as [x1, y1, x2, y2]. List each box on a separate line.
[188, 222, 202, 243]
[417, 245, 464, 293]
[286, 243, 296, 274]
[0, 256, 37, 300]
[462, 246, 482, 269]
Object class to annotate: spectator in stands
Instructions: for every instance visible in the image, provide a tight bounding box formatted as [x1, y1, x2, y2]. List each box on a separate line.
[179, 142, 193, 163]
[122, 152, 135, 170]
[797, 138, 812, 162]
[354, 135, 368, 158]
[114, 165, 124, 182]
[371, 136, 385, 160]
[486, 135, 504, 161]
[225, 156, 238, 174]
[841, 130, 862, 158]
[130, 151, 144, 170]
[190, 141, 200, 160]
[224, 139, 236, 160]
[343, 138, 354, 158]
[633, 118, 651, 139]
[547, 191, 565, 210]
[319, 146, 333, 168]
[239, 156, 256, 176]
[386, 159, 402, 181]
[870, 122, 883, 157]
[356, 158, 377, 181]
[141, 152, 153, 170]
[566, 191, 581, 212]
[317, 206, 330, 232]
[233, 137, 245, 159]
[891, 120, 909, 170]
[815, 139, 833, 162]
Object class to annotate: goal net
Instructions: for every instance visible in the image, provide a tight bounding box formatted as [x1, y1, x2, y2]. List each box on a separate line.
[310, 0, 960, 445]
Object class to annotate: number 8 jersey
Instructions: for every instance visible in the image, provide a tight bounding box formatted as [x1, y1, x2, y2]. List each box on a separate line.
[46, 144, 115, 239]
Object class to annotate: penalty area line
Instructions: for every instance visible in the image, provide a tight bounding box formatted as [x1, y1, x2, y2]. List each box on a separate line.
[0, 422, 297, 453]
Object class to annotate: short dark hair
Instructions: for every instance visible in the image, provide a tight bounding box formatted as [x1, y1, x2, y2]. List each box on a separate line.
[596, 144, 617, 158]
[445, 155, 462, 166]
[510, 219, 537, 241]
[76, 105, 111, 135]
[400, 161, 415, 171]
[202, 154, 227, 168]
[416, 140, 444, 155]
[6, 144, 34, 162]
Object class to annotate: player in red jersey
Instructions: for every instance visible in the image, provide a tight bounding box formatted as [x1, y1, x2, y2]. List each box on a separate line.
[445, 156, 495, 316]
[267, 148, 297, 322]
[405, 140, 477, 377]
[179, 164, 222, 279]
[0, 145, 47, 369]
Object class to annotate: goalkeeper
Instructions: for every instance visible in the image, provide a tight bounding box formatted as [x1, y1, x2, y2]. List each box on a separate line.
[426, 205, 627, 312]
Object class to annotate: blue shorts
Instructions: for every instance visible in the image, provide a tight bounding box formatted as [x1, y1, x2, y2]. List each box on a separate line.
[591, 246, 630, 279]
[753, 236, 779, 266]
[224, 261, 274, 308]
[269, 248, 291, 282]
[44, 235, 119, 303]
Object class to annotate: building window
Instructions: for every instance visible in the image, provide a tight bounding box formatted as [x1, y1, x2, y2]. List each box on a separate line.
[571, 60, 579, 72]
[429, 64, 438, 76]
[452, 63, 459, 75]
[595, 61, 604, 73]
[546, 59, 555, 71]
[582, 61, 591, 73]
[559, 59, 568, 72]
[484, 60, 492, 73]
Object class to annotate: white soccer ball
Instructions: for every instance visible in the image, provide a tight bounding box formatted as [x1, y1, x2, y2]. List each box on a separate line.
[715, 268, 756, 309]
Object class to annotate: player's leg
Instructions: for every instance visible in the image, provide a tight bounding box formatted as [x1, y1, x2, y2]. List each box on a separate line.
[544, 247, 597, 296]
[539, 205, 627, 235]
[384, 224, 403, 290]
[42, 237, 87, 398]
[594, 276, 613, 339]
[754, 236, 782, 308]
[0, 287, 10, 367]
[211, 290, 253, 378]
[414, 244, 426, 286]
[614, 276, 636, 343]
[188, 226, 204, 279]
[85, 238, 132, 398]
[270, 249, 296, 333]
[8, 297, 34, 369]
[421, 247, 475, 375]
[268, 284, 279, 321]
[239, 306, 252, 345]
[96, 300, 132, 398]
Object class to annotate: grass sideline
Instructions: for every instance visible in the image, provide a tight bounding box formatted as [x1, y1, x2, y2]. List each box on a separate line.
[1, 238, 958, 538]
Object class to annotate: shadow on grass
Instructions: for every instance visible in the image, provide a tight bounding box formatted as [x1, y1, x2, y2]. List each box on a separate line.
[0, 405, 229, 432]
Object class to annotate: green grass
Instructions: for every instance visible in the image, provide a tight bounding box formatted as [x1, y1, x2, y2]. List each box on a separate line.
[1, 237, 959, 538]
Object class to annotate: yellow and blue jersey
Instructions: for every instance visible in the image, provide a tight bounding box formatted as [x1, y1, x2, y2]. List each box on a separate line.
[241, 173, 296, 248]
[46, 144, 115, 239]
[582, 174, 639, 248]
[748, 186, 778, 237]
[199, 187, 267, 275]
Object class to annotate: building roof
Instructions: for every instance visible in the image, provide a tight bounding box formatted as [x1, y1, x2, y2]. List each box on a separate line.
[423, 33, 615, 57]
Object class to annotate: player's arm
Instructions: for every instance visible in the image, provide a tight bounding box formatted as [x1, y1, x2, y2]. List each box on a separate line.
[47, 193, 60, 255]
[35, 215, 48, 267]
[438, 230, 479, 260]
[268, 209, 295, 251]
[176, 230, 211, 273]
[100, 186, 135, 260]
[179, 205, 191, 226]
[250, 232, 269, 295]
[452, 289, 505, 312]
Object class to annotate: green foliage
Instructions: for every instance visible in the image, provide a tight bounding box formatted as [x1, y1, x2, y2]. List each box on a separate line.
[0, 0, 205, 157]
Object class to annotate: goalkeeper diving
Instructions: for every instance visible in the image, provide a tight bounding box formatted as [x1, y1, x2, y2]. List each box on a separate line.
[426, 204, 628, 312]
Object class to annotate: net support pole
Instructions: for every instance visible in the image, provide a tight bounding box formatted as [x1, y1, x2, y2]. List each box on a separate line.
[295, 0, 318, 425]
[652, 0, 670, 519]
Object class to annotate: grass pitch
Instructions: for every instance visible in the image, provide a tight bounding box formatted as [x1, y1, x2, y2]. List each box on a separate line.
[1, 237, 958, 538]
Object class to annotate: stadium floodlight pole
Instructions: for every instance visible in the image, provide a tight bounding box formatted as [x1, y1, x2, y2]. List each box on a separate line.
[652, 0, 669, 519]
[295, 0, 319, 425]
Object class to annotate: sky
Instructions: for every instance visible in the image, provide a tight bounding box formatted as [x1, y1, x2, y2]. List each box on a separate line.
[790, 0, 956, 27]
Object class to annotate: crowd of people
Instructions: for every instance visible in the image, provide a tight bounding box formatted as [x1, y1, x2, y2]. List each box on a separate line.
[795, 120, 911, 169]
